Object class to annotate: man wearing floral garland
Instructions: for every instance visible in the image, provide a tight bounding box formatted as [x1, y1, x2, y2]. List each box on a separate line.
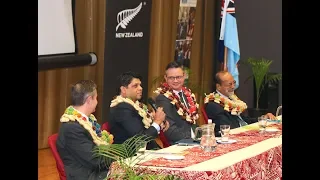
[108, 71, 169, 150]
[154, 61, 200, 145]
[204, 71, 276, 136]
[56, 80, 114, 180]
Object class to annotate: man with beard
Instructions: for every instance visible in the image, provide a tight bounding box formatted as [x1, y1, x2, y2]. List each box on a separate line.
[154, 61, 200, 145]
[108, 71, 169, 150]
[204, 71, 276, 136]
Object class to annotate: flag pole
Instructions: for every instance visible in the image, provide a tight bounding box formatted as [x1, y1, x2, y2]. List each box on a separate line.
[223, 47, 228, 70]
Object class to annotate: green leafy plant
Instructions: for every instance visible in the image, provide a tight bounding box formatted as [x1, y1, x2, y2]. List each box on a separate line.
[93, 135, 182, 180]
[242, 57, 282, 109]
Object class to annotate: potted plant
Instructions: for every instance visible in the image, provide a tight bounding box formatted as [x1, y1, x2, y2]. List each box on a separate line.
[242, 57, 282, 117]
[93, 135, 182, 180]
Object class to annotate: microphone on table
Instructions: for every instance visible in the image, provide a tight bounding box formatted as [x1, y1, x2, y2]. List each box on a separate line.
[147, 98, 167, 124]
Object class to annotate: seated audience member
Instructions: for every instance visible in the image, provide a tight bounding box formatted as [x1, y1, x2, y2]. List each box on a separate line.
[154, 61, 200, 145]
[204, 71, 276, 136]
[56, 80, 114, 180]
[108, 71, 169, 150]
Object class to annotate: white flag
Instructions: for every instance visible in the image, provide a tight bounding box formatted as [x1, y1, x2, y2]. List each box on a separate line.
[219, 0, 229, 40]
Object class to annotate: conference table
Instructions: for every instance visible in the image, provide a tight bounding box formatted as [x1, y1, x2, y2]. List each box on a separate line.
[108, 122, 282, 180]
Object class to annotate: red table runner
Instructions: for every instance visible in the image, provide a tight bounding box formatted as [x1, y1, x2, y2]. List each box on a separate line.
[139, 129, 282, 168]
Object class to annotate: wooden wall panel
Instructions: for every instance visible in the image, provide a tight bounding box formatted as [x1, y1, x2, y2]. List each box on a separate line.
[38, 0, 106, 149]
[38, 0, 215, 149]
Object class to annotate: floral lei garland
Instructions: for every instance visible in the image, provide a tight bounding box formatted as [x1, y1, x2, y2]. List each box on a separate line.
[204, 92, 247, 115]
[153, 82, 199, 124]
[60, 106, 114, 145]
[110, 95, 153, 129]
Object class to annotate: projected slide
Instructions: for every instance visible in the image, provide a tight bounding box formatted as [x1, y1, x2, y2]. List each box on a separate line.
[38, 0, 76, 56]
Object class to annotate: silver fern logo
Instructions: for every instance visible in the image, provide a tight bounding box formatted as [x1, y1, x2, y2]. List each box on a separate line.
[116, 2, 142, 31]
[115, 2, 145, 38]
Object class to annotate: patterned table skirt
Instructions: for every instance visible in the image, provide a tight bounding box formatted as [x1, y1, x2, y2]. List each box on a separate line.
[108, 144, 282, 180]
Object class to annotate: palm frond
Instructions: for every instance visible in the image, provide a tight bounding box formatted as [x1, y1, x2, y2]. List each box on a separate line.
[139, 174, 159, 180]
[243, 74, 254, 84]
[94, 134, 182, 179]
[93, 144, 124, 159]
[151, 75, 165, 87]
[266, 74, 282, 84]
[94, 134, 152, 166]
[243, 57, 282, 108]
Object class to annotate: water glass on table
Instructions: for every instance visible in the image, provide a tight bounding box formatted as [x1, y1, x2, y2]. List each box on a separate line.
[220, 125, 231, 142]
[136, 141, 147, 156]
[258, 116, 268, 133]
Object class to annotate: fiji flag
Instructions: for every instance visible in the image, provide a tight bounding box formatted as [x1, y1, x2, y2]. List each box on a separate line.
[218, 0, 240, 89]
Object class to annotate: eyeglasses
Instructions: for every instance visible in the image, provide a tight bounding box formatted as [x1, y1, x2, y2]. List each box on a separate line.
[167, 76, 184, 81]
[222, 80, 236, 87]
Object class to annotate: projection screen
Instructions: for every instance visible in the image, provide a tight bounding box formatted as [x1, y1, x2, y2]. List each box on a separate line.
[38, 0, 76, 56]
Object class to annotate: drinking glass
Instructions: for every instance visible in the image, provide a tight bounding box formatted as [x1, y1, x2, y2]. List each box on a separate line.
[220, 125, 231, 142]
[136, 141, 147, 156]
[258, 116, 268, 133]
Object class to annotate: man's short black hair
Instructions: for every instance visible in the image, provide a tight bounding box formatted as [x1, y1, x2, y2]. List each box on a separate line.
[165, 61, 183, 71]
[117, 71, 142, 94]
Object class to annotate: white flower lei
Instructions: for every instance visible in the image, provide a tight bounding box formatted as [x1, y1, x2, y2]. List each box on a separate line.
[110, 95, 153, 129]
[204, 92, 247, 115]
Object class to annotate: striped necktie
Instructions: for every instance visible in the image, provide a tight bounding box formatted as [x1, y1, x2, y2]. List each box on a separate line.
[178, 92, 189, 109]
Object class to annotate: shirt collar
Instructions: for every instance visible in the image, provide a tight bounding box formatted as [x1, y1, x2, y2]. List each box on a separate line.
[216, 90, 229, 99]
[72, 106, 89, 121]
[173, 89, 183, 96]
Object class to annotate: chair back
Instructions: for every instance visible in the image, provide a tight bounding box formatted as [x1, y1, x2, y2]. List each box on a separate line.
[48, 133, 66, 180]
[101, 122, 110, 131]
[201, 106, 209, 124]
[276, 105, 282, 117]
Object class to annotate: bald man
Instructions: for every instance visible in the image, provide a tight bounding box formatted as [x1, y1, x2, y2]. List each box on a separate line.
[204, 71, 275, 136]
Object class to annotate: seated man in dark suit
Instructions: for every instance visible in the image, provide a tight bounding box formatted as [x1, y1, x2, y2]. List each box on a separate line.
[154, 61, 200, 145]
[56, 80, 114, 180]
[108, 71, 169, 150]
[204, 71, 276, 136]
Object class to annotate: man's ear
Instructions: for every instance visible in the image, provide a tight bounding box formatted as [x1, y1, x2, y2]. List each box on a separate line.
[84, 95, 92, 104]
[120, 86, 126, 95]
[164, 74, 167, 82]
[183, 72, 187, 78]
[216, 84, 221, 91]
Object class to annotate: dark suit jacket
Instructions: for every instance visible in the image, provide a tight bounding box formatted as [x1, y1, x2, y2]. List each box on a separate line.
[155, 94, 192, 145]
[205, 99, 257, 137]
[108, 102, 160, 150]
[56, 121, 110, 180]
